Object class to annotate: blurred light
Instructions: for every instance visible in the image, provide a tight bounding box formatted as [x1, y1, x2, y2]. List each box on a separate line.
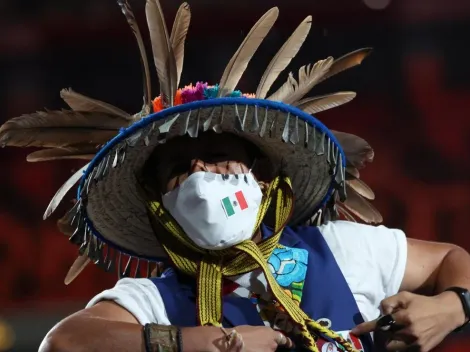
[0, 320, 15, 352]
[363, 0, 391, 10]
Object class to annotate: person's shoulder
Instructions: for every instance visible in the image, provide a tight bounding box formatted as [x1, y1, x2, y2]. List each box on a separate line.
[318, 220, 405, 239]
[86, 277, 170, 325]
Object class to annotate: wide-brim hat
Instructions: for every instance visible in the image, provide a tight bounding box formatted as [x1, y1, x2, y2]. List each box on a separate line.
[0, 0, 382, 282]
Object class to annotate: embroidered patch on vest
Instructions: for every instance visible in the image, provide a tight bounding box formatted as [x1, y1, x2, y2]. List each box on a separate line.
[316, 331, 365, 352]
[267, 245, 309, 305]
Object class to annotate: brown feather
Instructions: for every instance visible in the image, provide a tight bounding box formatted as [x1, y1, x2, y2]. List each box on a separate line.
[146, 0, 178, 107]
[43, 163, 89, 220]
[170, 2, 191, 88]
[342, 185, 382, 223]
[57, 212, 74, 237]
[60, 89, 131, 119]
[27, 147, 97, 162]
[268, 57, 333, 104]
[0, 110, 123, 148]
[336, 203, 357, 222]
[346, 178, 375, 200]
[319, 47, 372, 83]
[346, 166, 360, 179]
[331, 130, 374, 169]
[117, 0, 152, 113]
[255, 15, 312, 99]
[64, 255, 91, 285]
[295, 91, 356, 115]
[217, 7, 279, 97]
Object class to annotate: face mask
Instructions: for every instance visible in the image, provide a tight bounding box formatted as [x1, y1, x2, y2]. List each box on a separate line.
[162, 171, 263, 250]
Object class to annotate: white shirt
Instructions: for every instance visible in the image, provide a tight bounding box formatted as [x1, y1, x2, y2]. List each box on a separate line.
[86, 221, 408, 326]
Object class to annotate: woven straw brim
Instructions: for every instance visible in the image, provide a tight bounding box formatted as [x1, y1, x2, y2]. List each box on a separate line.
[73, 98, 346, 261]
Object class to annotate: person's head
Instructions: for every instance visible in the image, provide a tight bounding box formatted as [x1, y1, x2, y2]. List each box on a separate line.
[142, 131, 275, 196]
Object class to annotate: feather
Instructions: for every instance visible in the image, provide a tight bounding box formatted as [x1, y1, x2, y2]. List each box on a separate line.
[336, 203, 357, 222]
[117, 0, 152, 113]
[0, 110, 123, 148]
[319, 47, 372, 83]
[27, 147, 97, 162]
[43, 163, 89, 220]
[170, 2, 191, 88]
[255, 15, 312, 99]
[217, 7, 279, 97]
[57, 213, 74, 236]
[146, 0, 178, 107]
[295, 91, 356, 115]
[346, 178, 375, 200]
[342, 184, 382, 223]
[64, 255, 91, 285]
[346, 166, 360, 179]
[268, 57, 334, 104]
[331, 130, 374, 169]
[60, 89, 131, 120]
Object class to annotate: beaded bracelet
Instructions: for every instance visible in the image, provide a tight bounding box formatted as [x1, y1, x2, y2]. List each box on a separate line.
[143, 324, 182, 352]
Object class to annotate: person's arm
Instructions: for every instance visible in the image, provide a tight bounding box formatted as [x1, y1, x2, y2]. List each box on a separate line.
[401, 238, 470, 296]
[399, 238, 470, 325]
[352, 237, 470, 351]
[39, 301, 220, 352]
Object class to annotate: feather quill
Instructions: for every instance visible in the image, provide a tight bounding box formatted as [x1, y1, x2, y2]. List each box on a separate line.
[146, 0, 178, 107]
[27, 147, 97, 162]
[0, 110, 123, 148]
[170, 2, 191, 88]
[268, 57, 333, 104]
[64, 255, 91, 285]
[60, 89, 131, 120]
[342, 184, 382, 223]
[319, 47, 372, 83]
[331, 130, 374, 169]
[295, 91, 356, 115]
[117, 0, 152, 113]
[217, 7, 279, 97]
[255, 15, 312, 99]
[43, 163, 89, 220]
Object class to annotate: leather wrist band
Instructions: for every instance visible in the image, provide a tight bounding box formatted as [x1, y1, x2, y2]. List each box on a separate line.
[143, 324, 182, 352]
[444, 287, 470, 332]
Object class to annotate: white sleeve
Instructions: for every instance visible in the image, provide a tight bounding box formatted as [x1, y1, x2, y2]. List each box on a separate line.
[86, 278, 171, 326]
[318, 221, 408, 299]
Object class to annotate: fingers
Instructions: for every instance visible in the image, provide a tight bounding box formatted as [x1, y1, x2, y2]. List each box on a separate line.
[274, 331, 294, 349]
[351, 319, 377, 335]
[385, 339, 420, 351]
[380, 291, 415, 315]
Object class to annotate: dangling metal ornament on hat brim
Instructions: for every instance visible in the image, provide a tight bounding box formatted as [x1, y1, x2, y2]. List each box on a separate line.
[0, 0, 381, 283]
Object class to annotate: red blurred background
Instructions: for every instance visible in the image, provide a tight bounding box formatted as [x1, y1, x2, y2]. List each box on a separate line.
[1, 0, 470, 350]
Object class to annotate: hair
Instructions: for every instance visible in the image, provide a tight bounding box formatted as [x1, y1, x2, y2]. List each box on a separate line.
[139, 131, 276, 195]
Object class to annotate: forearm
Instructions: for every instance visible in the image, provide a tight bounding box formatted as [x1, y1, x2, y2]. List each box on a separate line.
[39, 314, 146, 352]
[39, 314, 221, 352]
[433, 246, 470, 293]
[432, 246, 470, 328]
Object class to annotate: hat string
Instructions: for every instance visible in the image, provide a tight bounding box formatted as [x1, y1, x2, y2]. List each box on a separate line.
[144, 176, 357, 352]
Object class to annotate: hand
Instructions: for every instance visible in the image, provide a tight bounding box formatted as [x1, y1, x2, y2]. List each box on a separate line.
[351, 291, 466, 351]
[221, 326, 294, 352]
[184, 325, 294, 352]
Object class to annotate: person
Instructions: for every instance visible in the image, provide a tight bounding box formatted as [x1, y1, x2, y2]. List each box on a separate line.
[1, 1, 470, 351]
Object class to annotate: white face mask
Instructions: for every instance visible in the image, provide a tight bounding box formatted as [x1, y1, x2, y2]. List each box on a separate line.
[162, 171, 263, 250]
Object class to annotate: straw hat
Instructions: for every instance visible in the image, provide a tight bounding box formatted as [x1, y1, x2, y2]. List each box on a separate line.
[0, 0, 382, 282]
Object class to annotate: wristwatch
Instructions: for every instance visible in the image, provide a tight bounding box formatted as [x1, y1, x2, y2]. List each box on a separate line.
[444, 287, 470, 332]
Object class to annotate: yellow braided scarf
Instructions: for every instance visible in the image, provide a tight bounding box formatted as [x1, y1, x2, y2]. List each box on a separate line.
[144, 176, 357, 352]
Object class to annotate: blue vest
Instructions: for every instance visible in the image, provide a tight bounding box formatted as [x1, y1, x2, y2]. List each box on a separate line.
[150, 225, 373, 351]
